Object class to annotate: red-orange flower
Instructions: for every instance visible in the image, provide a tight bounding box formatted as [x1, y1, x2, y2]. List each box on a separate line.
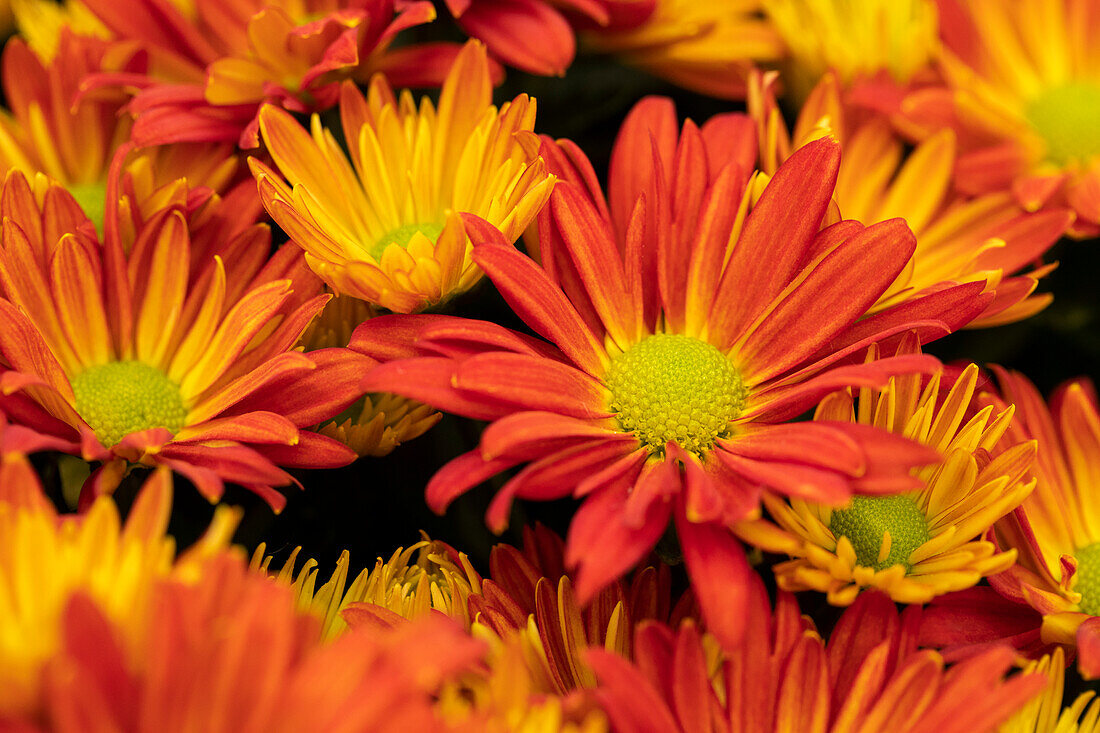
[34, 554, 484, 732]
[81, 0, 456, 147]
[353, 98, 991, 649]
[0, 170, 367, 510]
[587, 576, 1046, 733]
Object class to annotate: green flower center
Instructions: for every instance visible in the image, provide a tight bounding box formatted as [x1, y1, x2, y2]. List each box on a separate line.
[829, 495, 930, 571]
[68, 181, 106, 234]
[1026, 82, 1100, 165]
[371, 222, 444, 259]
[1075, 541, 1100, 616]
[71, 361, 189, 448]
[604, 333, 744, 455]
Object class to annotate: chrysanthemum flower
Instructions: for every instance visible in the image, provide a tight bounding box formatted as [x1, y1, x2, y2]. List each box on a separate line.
[764, 340, 1035, 604]
[751, 71, 1072, 328]
[353, 98, 993, 648]
[923, 370, 1100, 679]
[34, 553, 484, 733]
[300, 294, 440, 456]
[586, 577, 1046, 733]
[0, 170, 365, 509]
[255, 534, 482, 640]
[468, 524, 693, 695]
[582, 0, 784, 99]
[252, 40, 555, 314]
[0, 30, 257, 235]
[907, 0, 1100, 237]
[80, 0, 451, 147]
[762, 0, 940, 102]
[0, 465, 238, 719]
[999, 648, 1100, 733]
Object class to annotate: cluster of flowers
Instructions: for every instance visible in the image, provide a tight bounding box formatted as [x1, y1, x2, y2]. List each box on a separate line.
[0, 0, 1099, 729]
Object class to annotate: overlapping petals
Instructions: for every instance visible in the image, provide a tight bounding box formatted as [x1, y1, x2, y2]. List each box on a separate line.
[352, 97, 992, 650]
[0, 171, 364, 509]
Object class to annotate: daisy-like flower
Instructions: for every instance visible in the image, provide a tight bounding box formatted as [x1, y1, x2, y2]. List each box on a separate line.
[80, 0, 450, 147]
[0, 465, 239, 719]
[0, 170, 366, 509]
[586, 576, 1046, 733]
[0, 31, 253, 233]
[764, 339, 1035, 604]
[353, 98, 992, 648]
[924, 370, 1100, 679]
[751, 71, 1072, 327]
[255, 534, 482, 639]
[33, 552, 484, 733]
[252, 40, 555, 314]
[468, 524, 693, 695]
[762, 0, 941, 102]
[300, 294, 440, 456]
[906, 0, 1100, 237]
[582, 0, 784, 99]
[999, 648, 1100, 733]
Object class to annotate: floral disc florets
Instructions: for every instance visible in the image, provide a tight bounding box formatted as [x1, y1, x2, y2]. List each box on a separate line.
[1026, 82, 1100, 164]
[371, 222, 445, 259]
[829, 495, 931, 571]
[604, 333, 744, 455]
[1075, 541, 1100, 616]
[71, 361, 189, 447]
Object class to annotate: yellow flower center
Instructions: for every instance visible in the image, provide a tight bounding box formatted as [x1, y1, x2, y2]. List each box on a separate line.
[71, 361, 189, 447]
[604, 334, 744, 455]
[371, 222, 444, 259]
[67, 181, 106, 234]
[1026, 82, 1100, 165]
[829, 495, 930, 571]
[1075, 542, 1100, 616]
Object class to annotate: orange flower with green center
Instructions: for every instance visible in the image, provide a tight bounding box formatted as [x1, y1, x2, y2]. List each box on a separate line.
[750, 70, 1072, 328]
[0, 170, 368, 510]
[763, 340, 1035, 605]
[905, 0, 1100, 237]
[252, 40, 555, 313]
[352, 98, 992, 650]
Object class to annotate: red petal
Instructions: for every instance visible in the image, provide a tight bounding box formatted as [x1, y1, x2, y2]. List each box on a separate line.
[453, 352, 609, 419]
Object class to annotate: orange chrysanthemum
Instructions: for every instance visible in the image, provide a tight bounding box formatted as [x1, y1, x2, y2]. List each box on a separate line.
[751, 70, 1071, 328]
[587, 578, 1046, 733]
[907, 0, 1100, 236]
[80, 0, 454, 147]
[31, 554, 484, 733]
[0, 171, 368, 509]
[353, 97, 991, 649]
[252, 41, 555, 313]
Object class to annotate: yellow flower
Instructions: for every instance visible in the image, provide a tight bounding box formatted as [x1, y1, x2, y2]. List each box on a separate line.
[252, 40, 555, 313]
[0, 464, 239, 717]
[998, 648, 1100, 732]
[759, 338, 1035, 604]
[762, 0, 939, 101]
[11, 0, 109, 61]
[253, 534, 481, 641]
